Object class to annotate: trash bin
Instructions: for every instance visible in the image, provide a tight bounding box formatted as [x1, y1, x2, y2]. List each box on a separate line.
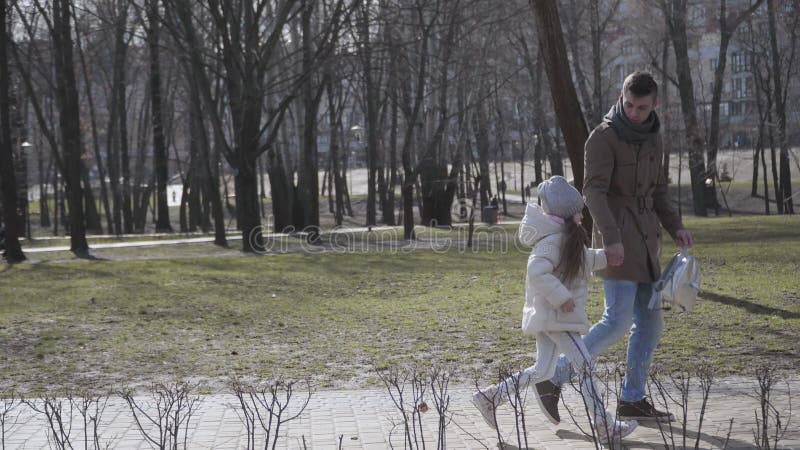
[482, 207, 498, 225]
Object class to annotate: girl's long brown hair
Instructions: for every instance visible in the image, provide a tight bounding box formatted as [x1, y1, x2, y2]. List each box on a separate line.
[558, 218, 589, 285]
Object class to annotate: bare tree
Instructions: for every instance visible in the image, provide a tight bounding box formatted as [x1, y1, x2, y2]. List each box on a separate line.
[530, 0, 588, 189]
[706, 0, 764, 208]
[752, 365, 793, 449]
[48, 0, 90, 254]
[416, 0, 462, 227]
[295, 0, 350, 241]
[529, 0, 589, 204]
[74, 7, 114, 235]
[0, 392, 22, 450]
[354, 0, 379, 227]
[145, 0, 173, 231]
[660, 0, 709, 216]
[230, 377, 313, 450]
[121, 382, 199, 450]
[765, 0, 796, 214]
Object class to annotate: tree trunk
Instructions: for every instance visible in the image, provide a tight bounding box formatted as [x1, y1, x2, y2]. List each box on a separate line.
[518, 134, 526, 203]
[473, 101, 491, 209]
[357, 0, 378, 227]
[327, 81, 344, 226]
[387, 81, 398, 226]
[549, 126, 565, 176]
[147, 0, 172, 231]
[39, 147, 51, 227]
[107, 0, 133, 233]
[53, 0, 88, 255]
[766, 0, 794, 214]
[179, 180, 189, 232]
[74, 17, 112, 234]
[53, 164, 60, 236]
[564, 0, 593, 125]
[530, 0, 588, 191]
[760, 141, 769, 214]
[0, 0, 25, 262]
[297, 0, 322, 241]
[133, 96, 151, 233]
[589, 0, 603, 126]
[267, 142, 295, 233]
[750, 17, 770, 214]
[708, 0, 764, 208]
[518, 33, 545, 185]
[205, 128, 226, 246]
[81, 166, 102, 233]
[419, 3, 459, 227]
[665, 0, 707, 216]
[660, 36, 672, 181]
[751, 147, 759, 197]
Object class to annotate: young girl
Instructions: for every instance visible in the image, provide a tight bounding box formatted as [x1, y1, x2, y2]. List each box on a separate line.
[472, 176, 637, 444]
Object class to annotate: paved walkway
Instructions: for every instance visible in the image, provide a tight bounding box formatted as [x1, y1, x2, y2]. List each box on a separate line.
[21, 220, 523, 255]
[3, 377, 798, 449]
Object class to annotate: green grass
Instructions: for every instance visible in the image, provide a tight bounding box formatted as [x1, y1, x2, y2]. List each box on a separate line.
[0, 215, 797, 394]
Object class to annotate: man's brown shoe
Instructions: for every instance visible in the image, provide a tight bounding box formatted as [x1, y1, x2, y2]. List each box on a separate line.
[617, 398, 675, 421]
[534, 380, 561, 424]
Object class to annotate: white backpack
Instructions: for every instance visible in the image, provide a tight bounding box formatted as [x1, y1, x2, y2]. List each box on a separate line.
[650, 252, 701, 312]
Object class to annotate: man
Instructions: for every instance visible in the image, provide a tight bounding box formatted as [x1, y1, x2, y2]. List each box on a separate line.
[535, 71, 693, 423]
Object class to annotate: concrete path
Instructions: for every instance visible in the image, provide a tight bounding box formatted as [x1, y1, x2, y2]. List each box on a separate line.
[3, 377, 797, 449]
[22, 220, 523, 255]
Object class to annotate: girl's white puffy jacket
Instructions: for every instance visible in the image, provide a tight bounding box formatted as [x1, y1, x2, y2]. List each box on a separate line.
[519, 203, 607, 335]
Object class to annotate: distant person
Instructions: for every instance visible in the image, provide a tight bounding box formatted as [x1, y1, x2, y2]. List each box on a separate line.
[535, 71, 694, 424]
[472, 176, 638, 444]
[490, 196, 499, 209]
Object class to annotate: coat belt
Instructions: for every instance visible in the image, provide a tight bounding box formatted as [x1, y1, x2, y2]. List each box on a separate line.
[609, 193, 654, 213]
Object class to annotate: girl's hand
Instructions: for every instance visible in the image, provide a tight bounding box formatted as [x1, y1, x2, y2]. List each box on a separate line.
[559, 299, 576, 313]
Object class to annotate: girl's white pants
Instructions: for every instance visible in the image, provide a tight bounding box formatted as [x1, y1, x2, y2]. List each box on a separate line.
[490, 330, 615, 425]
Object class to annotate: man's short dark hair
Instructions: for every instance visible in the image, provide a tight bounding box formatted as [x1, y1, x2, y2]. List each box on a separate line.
[623, 71, 658, 99]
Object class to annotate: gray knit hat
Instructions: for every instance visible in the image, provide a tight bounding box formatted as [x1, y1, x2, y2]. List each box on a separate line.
[537, 176, 584, 219]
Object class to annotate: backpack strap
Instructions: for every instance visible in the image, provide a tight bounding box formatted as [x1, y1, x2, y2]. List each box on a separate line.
[648, 252, 683, 310]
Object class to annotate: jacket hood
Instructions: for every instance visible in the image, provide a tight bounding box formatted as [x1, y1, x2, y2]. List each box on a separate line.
[519, 203, 564, 246]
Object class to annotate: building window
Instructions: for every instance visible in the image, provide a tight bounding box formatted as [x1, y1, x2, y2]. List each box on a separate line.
[691, 5, 706, 23]
[730, 101, 742, 116]
[733, 78, 744, 98]
[622, 41, 634, 55]
[721, 102, 729, 116]
[732, 52, 751, 73]
[710, 58, 718, 71]
[739, 26, 752, 43]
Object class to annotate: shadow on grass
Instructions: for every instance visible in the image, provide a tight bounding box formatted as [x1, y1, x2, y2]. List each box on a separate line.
[700, 291, 800, 319]
[75, 251, 107, 261]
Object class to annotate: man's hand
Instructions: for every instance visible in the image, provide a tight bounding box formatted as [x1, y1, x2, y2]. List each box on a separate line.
[674, 229, 694, 249]
[559, 299, 576, 313]
[605, 242, 625, 266]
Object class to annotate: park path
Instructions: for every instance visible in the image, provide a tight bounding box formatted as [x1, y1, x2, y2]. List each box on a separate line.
[4, 376, 798, 449]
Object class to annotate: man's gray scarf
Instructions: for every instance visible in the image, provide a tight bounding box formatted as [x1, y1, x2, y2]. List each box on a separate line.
[604, 97, 660, 145]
